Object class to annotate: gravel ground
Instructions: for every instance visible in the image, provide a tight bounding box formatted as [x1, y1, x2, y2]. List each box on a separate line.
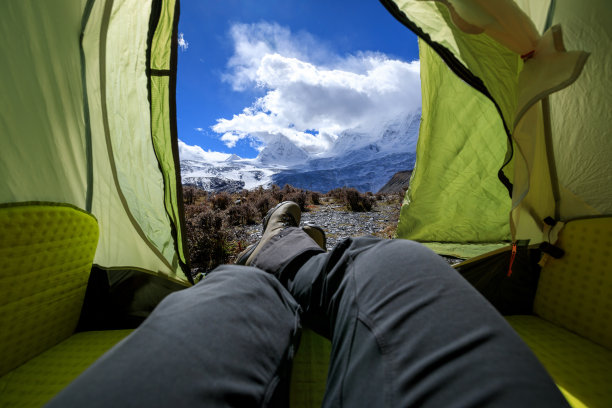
[238, 198, 462, 266]
[240, 199, 399, 250]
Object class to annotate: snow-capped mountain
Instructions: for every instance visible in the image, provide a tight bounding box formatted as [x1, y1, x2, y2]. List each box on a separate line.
[180, 111, 420, 193]
[272, 113, 419, 192]
[179, 143, 278, 193]
[257, 134, 309, 166]
[180, 159, 276, 193]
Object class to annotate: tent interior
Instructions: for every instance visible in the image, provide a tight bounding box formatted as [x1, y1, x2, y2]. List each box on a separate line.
[1, 0, 610, 406]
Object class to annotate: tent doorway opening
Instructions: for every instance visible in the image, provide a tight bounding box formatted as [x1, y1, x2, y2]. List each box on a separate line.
[175, 1, 422, 276]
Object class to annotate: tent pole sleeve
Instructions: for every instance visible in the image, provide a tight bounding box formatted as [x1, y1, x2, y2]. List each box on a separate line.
[542, 97, 561, 219]
[80, 0, 96, 212]
[168, 0, 192, 281]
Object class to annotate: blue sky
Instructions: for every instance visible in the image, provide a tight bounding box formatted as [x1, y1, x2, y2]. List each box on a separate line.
[176, 0, 420, 159]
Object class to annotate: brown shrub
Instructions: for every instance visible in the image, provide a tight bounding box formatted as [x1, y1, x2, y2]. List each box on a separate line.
[248, 186, 267, 201]
[396, 187, 408, 204]
[270, 184, 283, 202]
[183, 185, 208, 205]
[310, 191, 321, 205]
[226, 203, 258, 226]
[326, 187, 374, 212]
[327, 187, 346, 201]
[284, 190, 308, 211]
[344, 188, 374, 211]
[184, 205, 231, 271]
[255, 195, 276, 218]
[211, 191, 232, 210]
[183, 186, 196, 205]
[281, 184, 296, 196]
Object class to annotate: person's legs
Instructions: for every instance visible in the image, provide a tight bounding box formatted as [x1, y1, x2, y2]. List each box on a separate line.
[47, 265, 301, 408]
[282, 236, 569, 408]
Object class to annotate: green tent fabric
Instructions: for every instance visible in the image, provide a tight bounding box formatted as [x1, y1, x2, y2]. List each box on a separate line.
[386, 0, 609, 257]
[397, 37, 511, 246]
[0, 0, 190, 284]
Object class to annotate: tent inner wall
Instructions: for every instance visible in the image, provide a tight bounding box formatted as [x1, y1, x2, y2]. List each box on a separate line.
[548, 0, 612, 219]
[85, 0, 187, 283]
[0, 0, 189, 284]
[394, 0, 607, 252]
[0, 1, 88, 207]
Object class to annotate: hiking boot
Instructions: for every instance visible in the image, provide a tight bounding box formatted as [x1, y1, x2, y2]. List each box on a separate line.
[302, 222, 327, 251]
[236, 201, 301, 265]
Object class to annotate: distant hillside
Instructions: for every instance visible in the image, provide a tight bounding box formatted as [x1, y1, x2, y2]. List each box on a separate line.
[377, 170, 412, 194]
[272, 152, 415, 193]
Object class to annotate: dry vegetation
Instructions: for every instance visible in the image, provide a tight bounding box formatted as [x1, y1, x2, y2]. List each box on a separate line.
[183, 184, 405, 275]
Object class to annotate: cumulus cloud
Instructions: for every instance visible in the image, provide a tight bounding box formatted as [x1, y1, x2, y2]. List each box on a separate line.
[178, 33, 189, 51]
[212, 22, 421, 155]
[222, 22, 326, 91]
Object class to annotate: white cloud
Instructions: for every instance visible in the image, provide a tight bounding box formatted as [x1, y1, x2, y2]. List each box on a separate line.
[222, 22, 326, 91]
[212, 22, 421, 155]
[178, 140, 230, 162]
[178, 33, 189, 51]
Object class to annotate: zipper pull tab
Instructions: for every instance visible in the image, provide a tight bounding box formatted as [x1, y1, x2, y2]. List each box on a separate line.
[507, 243, 517, 277]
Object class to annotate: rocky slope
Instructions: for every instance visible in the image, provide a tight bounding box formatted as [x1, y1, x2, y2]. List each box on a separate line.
[377, 170, 413, 194]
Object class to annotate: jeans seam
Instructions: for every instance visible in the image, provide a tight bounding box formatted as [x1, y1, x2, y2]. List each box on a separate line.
[339, 263, 360, 407]
[357, 313, 394, 407]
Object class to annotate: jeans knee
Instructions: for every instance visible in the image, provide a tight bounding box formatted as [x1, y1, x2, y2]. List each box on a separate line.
[353, 238, 452, 283]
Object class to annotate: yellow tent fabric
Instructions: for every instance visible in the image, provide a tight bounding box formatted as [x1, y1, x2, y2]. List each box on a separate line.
[397, 37, 511, 249]
[533, 217, 612, 350]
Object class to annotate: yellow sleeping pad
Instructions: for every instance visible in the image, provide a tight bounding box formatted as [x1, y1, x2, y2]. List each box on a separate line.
[507, 315, 612, 408]
[534, 217, 612, 350]
[290, 329, 331, 407]
[0, 329, 132, 407]
[0, 203, 100, 377]
[508, 217, 612, 408]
